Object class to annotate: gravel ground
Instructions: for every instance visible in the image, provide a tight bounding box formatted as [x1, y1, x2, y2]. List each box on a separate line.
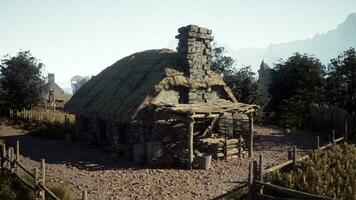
[0, 122, 319, 200]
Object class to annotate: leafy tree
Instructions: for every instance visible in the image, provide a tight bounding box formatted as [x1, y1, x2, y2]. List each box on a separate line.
[324, 48, 356, 112]
[268, 53, 325, 128]
[224, 66, 258, 104]
[211, 44, 235, 76]
[211, 44, 259, 104]
[0, 50, 46, 109]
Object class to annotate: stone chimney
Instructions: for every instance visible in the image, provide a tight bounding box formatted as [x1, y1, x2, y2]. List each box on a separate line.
[176, 25, 214, 103]
[176, 25, 214, 78]
[48, 73, 55, 92]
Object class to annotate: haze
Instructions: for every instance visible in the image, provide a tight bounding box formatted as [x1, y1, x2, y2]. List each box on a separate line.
[1, 0, 356, 89]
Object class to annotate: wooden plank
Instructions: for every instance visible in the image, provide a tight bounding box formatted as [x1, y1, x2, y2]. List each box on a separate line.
[254, 193, 298, 200]
[13, 172, 35, 190]
[254, 180, 334, 200]
[264, 160, 293, 174]
[42, 185, 61, 200]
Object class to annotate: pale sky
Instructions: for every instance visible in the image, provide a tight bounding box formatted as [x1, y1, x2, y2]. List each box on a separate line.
[1, 0, 356, 88]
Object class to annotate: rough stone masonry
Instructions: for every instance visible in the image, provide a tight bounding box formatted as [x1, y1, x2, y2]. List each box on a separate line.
[176, 24, 215, 104]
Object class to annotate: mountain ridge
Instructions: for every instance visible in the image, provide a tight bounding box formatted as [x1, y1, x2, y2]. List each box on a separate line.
[232, 12, 356, 71]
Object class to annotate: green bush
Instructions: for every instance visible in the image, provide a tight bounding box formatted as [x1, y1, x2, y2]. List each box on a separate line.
[47, 183, 75, 200]
[0, 171, 33, 200]
[266, 143, 356, 199]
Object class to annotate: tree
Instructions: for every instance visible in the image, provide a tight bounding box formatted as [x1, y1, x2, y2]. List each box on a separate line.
[211, 44, 259, 104]
[267, 53, 325, 128]
[224, 66, 258, 104]
[211, 44, 235, 76]
[0, 50, 46, 109]
[324, 48, 356, 112]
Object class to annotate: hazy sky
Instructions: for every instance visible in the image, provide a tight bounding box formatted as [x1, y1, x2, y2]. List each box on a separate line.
[1, 0, 356, 88]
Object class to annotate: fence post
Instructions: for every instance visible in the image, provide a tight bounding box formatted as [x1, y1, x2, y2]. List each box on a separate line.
[292, 146, 297, 168]
[332, 130, 335, 145]
[316, 136, 320, 149]
[82, 189, 88, 200]
[258, 154, 264, 194]
[344, 120, 348, 141]
[248, 161, 254, 199]
[1, 143, 6, 169]
[239, 134, 243, 158]
[34, 167, 40, 200]
[41, 159, 46, 185]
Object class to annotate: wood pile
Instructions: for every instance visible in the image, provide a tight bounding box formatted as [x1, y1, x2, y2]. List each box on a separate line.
[197, 137, 245, 159]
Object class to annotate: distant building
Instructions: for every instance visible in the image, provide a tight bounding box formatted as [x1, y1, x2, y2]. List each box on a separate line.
[70, 75, 90, 94]
[43, 73, 71, 110]
[258, 60, 272, 87]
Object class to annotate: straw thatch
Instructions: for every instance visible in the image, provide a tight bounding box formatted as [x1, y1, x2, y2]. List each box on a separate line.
[64, 49, 237, 122]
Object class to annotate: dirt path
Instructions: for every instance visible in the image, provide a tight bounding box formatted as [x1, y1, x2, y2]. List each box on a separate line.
[0, 123, 319, 200]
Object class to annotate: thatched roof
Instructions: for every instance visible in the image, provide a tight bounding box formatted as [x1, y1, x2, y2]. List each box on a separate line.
[64, 49, 237, 122]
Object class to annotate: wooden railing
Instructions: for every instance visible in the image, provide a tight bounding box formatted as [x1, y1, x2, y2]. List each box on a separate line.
[214, 129, 347, 200]
[247, 131, 346, 200]
[0, 140, 88, 200]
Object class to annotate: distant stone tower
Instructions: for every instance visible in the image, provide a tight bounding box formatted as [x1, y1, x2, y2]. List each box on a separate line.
[175, 25, 214, 103]
[258, 60, 272, 87]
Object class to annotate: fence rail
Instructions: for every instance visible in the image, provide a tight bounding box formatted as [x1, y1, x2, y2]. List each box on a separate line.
[246, 130, 347, 200]
[0, 140, 88, 200]
[212, 129, 346, 199]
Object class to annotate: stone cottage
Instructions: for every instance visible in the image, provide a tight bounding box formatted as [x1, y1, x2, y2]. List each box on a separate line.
[44, 73, 71, 110]
[64, 25, 259, 168]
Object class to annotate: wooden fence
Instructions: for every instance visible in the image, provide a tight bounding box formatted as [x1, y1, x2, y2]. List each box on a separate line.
[0, 140, 88, 200]
[310, 104, 355, 140]
[247, 130, 346, 200]
[214, 129, 347, 200]
[8, 108, 73, 126]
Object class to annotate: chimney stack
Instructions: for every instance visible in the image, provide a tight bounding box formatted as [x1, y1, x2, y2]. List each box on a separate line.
[176, 25, 214, 103]
[175, 25, 214, 79]
[48, 73, 55, 92]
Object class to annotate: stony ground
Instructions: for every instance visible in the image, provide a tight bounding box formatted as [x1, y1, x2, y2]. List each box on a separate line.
[0, 121, 319, 200]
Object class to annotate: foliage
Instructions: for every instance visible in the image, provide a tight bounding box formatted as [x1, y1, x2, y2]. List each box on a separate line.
[324, 48, 356, 113]
[267, 53, 325, 128]
[211, 44, 260, 105]
[211, 44, 236, 77]
[267, 143, 356, 199]
[0, 50, 46, 109]
[0, 171, 33, 200]
[47, 183, 75, 200]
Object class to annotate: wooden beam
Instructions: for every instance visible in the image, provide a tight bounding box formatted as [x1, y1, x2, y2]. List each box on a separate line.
[200, 115, 220, 138]
[187, 119, 194, 170]
[248, 113, 254, 158]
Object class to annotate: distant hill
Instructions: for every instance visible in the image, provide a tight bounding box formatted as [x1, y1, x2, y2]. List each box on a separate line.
[231, 12, 356, 71]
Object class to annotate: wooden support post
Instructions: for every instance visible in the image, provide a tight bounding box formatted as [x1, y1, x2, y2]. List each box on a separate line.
[1, 143, 6, 169]
[224, 133, 228, 160]
[332, 130, 335, 145]
[82, 189, 88, 200]
[248, 161, 254, 199]
[34, 167, 40, 200]
[259, 154, 264, 194]
[187, 119, 194, 170]
[239, 134, 243, 158]
[344, 120, 348, 141]
[316, 136, 320, 149]
[292, 146, 297, 168]
[41, 159, 46, 185]
[248, 113, 254, 158]
[16, 141, 20, 162]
